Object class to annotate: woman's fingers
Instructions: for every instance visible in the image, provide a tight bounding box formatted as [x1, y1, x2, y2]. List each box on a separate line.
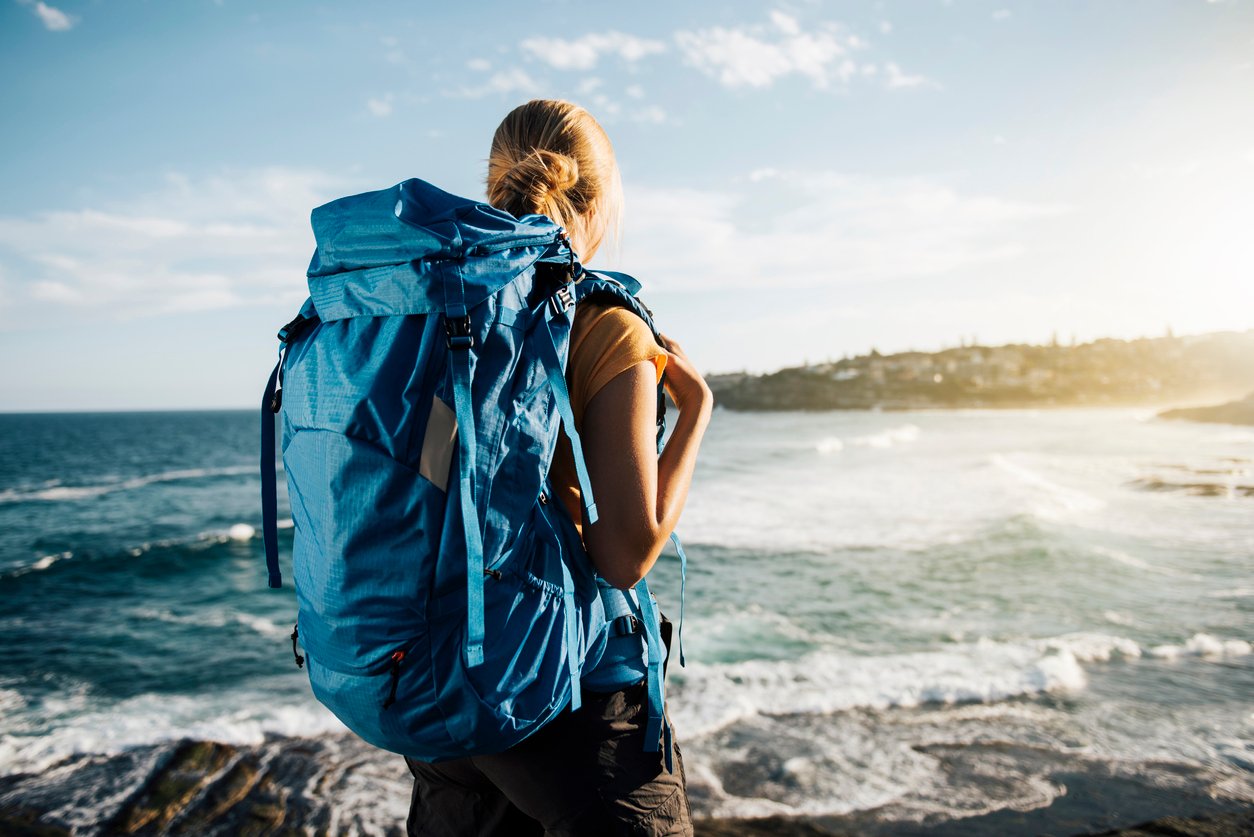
[658, 332, 691, 362]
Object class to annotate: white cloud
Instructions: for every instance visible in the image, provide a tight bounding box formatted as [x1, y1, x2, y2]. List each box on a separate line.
[621, 171, 1067, 292]
[18, 0, 76, 31]
[769, 10, 801, 36]
[879, 20, 893, 34]
[632, 105, 667, 125]
[520, 31, 666, 71]
[586, 92, 621, 118]
[451, 67, 539, 99]
[0, 168, 355, 323]
[577, 77, 604, 95]
[674, 13, 865, 89]
[466, 58, 492, 72]
[992, 9, 1012, 20]
[625, 84, 645, 99]
[884, 62, 939, 90]
[30, 280, 83, 304]
[366, 94, 393, 117]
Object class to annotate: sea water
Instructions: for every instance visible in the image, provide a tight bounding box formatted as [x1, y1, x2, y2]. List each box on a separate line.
[0, 408, 1250, 827]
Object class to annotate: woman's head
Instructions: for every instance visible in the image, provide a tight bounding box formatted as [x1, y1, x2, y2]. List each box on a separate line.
[486, 99, 622, 263]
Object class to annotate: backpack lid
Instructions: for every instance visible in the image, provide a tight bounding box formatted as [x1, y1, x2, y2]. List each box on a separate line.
[306, 178, 562, 322]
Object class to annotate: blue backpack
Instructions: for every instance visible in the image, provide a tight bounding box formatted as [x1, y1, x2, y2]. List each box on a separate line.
[260, 178, 685, 766]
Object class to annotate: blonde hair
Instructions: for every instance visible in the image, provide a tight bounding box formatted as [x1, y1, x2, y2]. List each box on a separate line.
[486, 99, 622, 262]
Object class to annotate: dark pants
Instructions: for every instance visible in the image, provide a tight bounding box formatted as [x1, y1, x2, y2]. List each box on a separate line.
[405, 623, 692, 836]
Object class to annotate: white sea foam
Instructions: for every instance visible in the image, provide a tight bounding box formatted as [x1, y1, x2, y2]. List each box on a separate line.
[673, 628, 1252, 741]
[848, 424, 921, 449]
[231, 612, 290, 638]
[130, 607, 289, 638]
[228, 523, 256, 541]
[1149, 633, 1253, 660]
[0, 465, 255, 505]
[670, 638, 1089, 739]
[815, 437, 844, 454]
[1091, 546, 1198, 579]
[989, 452, 1105, 519]
[1040, 632, 1142, 662]
[0, 687, 28, 715]
[1205, 587, 1254, 599]
[6, 551, 74, 577]
[0, 692, 346, 776]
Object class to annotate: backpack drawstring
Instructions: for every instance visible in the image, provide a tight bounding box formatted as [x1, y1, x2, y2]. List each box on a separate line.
[290, 624, 304, 668]
[383, 650, 406, 709]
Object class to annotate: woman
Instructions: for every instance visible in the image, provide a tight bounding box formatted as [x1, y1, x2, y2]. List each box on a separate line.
[404, 100, 713, 835]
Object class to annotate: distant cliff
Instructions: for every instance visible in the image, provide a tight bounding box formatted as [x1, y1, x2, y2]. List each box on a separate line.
[709, 330, 1254, 412]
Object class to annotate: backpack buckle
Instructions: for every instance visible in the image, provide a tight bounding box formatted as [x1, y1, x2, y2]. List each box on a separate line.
[445, 315, 474, 349]
[277, 313, 315, 344]
[611, 614, 641, 636]
[549, 286, 574, 315]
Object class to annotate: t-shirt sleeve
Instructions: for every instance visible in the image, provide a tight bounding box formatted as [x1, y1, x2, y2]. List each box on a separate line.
[567, 304, 667, 427]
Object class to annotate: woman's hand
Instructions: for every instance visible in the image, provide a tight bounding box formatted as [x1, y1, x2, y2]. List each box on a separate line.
[658, 333, 713, 418]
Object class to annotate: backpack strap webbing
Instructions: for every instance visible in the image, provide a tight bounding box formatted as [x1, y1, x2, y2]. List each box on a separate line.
[261, 353, 283, 589]
[669, 531, 687, 667]
[261, 310, 319, 590]
[444, 269, 487, 669]
[539, 311, 599, 524]
[634, 576, 673, 772]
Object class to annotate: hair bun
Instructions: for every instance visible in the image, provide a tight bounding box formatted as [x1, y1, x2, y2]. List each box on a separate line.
[502, 149, 579, 209]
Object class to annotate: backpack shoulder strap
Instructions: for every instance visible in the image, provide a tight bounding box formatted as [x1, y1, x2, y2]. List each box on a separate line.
[567, 270, 689, 766]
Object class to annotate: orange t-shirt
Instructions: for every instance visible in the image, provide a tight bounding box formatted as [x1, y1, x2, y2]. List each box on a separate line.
[549, 301, 667, 539]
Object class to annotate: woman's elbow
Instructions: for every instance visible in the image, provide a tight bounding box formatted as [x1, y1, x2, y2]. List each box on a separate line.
[597, 565, 646, 590]
[588, 532, 662, 590]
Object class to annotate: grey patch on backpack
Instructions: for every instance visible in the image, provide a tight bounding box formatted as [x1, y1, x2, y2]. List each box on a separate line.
[419, 395, 457, 492]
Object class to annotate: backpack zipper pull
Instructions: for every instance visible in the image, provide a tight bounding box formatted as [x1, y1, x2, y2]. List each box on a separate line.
[383, 650, 405, 709]
[290, 624, 304, 668]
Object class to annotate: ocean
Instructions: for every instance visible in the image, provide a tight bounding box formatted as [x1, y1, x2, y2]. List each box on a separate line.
[0, 407, 1251, 834]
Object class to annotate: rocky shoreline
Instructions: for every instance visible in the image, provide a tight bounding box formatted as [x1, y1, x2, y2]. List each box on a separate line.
[1157, 392, 1254, 426]
[2, 734, 1250, 836]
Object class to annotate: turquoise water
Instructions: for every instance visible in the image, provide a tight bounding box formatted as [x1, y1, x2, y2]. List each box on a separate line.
[0, 408, 1250, 824]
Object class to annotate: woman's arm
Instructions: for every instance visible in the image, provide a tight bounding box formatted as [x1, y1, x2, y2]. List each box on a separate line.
[580, 336, 713, 589]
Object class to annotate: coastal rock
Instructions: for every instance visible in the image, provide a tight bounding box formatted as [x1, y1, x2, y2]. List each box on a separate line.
[3, 735, 1250, 836]
[1086, 809, 1254, 836]
[0, 734, 411, 836]
[1158, 393, 1254, 426]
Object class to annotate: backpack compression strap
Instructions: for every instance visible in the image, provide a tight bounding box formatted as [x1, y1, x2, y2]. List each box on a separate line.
[444, 270, 487, 669]
[634, 577, 673, 773]
[260, 311, 318, 590]
[538, 308, 599, 524]
[261, 353, 283, 589]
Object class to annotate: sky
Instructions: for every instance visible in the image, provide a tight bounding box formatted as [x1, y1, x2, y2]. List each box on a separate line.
[1, 0, 1252, 410]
